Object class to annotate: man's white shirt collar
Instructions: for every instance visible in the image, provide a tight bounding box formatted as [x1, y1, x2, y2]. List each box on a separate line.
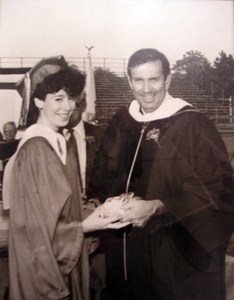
[73, 119, 85, 139]
[72, 120, 87, 195]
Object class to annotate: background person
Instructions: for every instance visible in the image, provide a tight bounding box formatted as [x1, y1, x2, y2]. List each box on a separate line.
[2, 56, 127, 300]
[65, 90, 104, 200]
[65, 91, 105, 300]
[90, 48, 234, 300]
[3, 122, 17, 142]
[0, 122, 20, 189]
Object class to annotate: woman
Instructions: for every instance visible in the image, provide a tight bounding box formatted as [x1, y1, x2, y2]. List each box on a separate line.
[3, 57, 127, 300]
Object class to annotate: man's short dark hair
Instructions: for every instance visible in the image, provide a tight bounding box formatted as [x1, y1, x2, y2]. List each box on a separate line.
[3, 122, 17, 131]
[127, 48, 170, 80]
[27, 66, 86, 127]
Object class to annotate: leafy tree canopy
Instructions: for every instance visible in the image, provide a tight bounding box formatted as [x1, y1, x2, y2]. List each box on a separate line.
[212, 51, 234, 95]
[94, 67, 115, 76]
[173, 50, 234, 97]
[172, 50, 211, 77]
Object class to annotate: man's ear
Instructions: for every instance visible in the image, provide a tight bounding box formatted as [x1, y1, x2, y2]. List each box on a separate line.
[127, 75, 133, 90]
[165, 73, 172, 91]
[34, 98, 44, 110]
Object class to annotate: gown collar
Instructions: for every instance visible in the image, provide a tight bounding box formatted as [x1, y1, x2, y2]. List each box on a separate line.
[3, 124, 67, 210]
[17, 124, 67, 164]
[129, 92, 192, 122]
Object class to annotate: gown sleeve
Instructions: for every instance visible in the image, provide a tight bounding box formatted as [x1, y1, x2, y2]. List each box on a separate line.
[149, 113, 234, 255]
[9, 137, 84, 299]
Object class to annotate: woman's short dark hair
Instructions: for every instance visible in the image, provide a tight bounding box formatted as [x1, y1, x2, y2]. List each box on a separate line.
[27, 66, 86, 127]
[127, 48, 170, 80]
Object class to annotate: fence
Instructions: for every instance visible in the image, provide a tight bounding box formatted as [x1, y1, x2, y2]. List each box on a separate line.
[0, 57, 130, 75]
[0, 56, 233, 125]
[0, 56, 230, 96]
[0, 56, 178, 76]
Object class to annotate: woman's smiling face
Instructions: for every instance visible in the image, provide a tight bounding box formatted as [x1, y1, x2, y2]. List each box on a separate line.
[35, 89, 76, 132]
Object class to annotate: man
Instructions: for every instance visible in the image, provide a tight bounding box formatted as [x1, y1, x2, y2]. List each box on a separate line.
[0, 122, 19, 186]
[66, 90, 104, 199]
[3, 122, 18, 143]
[90, 49, 234, 300]
[65, 91, 105, 300]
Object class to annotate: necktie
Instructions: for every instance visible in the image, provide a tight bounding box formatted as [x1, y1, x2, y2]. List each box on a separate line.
[66, 129, 84, 195]
[57, 138, 64, 156]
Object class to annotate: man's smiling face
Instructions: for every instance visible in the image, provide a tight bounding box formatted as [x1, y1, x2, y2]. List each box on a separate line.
[128, 60, 171, 113]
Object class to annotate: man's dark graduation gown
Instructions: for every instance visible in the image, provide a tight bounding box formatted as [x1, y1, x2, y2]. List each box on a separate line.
[84, 121, 104, 195]
[90, 106, 234, 300]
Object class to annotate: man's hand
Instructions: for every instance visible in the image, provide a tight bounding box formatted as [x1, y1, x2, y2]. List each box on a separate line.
[119, 199, 165, 227]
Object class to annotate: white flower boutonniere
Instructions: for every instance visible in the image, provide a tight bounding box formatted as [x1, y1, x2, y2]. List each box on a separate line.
[84, 135, 96, 144]
[146, 128, 161, 148]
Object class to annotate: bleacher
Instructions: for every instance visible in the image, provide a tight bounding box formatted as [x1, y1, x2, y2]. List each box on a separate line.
[95, 71, 133, 127]
[94, 71, 232, 129]
[0, 58, 233, 130]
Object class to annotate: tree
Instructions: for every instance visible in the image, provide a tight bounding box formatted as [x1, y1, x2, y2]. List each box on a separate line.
[172, 50, 212, 93]
[172, 51, 212, 87]
[172, 50, 234, 98]
[212, 51, 234, 97]
[94, 67, 115, 77]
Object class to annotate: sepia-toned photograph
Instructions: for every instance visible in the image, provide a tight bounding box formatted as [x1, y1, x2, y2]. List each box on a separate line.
[0, 0, 234, 299]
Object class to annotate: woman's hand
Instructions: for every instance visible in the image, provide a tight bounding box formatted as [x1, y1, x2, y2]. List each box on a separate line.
[82, 206, 130, 233]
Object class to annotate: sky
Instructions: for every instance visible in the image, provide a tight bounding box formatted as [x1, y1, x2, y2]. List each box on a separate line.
[0, 0, 233, 132]
[0, 0, 233, 64]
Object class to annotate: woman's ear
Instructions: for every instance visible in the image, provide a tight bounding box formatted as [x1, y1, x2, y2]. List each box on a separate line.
[34, 98, 44, 110]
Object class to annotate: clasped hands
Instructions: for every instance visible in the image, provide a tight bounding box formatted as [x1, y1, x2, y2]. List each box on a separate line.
[117, 198, 164, 227]
[82, 193, 164, 233]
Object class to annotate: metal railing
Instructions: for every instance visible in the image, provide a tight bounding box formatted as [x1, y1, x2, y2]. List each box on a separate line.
[0, 56, 233, 125]
[0, 57, 130, 75]
[0, 56, 177, 75]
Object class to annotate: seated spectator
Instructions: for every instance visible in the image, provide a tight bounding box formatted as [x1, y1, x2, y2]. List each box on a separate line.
[0, 122, 20, 186]
[3, 122, 18, 143]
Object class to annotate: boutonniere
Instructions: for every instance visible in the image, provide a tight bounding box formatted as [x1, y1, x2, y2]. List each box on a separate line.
[84, 135, 96, 144]
[146, 128, 161, 148]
